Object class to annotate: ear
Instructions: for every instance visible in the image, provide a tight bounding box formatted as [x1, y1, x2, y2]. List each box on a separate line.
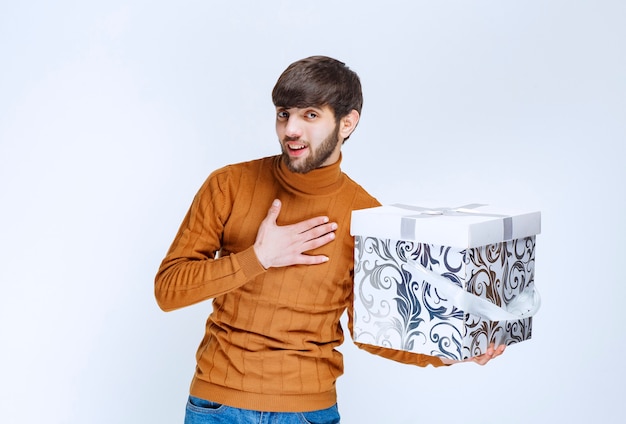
[338, 109, 360, 141]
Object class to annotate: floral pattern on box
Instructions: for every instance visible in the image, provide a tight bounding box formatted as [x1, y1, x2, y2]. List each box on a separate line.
[353, 235, 536, 360]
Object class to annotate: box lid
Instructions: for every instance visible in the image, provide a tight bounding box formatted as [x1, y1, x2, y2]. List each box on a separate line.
[350, 203, 541, 248]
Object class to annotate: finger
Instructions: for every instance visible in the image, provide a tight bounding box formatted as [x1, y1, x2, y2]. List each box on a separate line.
[485, 343, 497, 357]
[472, 354, 491, 366]
[301, 230, 336, 252]
[293, 253, 330, 266]
[486, 343, 503, 356]
[299, 222, 338, 242]
[291, 216, 331, 234]
[265, 199, 282, 224]
[492, 344, 506, 358]
[473, 347, 495, 365]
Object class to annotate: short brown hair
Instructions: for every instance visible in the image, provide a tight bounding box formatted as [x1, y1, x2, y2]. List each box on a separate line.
[272, 56, 363, 121]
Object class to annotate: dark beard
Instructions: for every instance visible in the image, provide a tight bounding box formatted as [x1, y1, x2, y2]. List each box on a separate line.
[281, 123, 340, 174]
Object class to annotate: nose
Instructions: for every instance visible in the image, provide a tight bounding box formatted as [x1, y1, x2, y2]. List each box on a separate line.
[284, 115, 302, 139]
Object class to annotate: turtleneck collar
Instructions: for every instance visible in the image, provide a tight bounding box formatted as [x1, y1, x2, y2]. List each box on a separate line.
[273, 154, 346, 196]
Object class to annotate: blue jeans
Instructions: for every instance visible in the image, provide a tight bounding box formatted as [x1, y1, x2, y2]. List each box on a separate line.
[184, 396, 341, 424]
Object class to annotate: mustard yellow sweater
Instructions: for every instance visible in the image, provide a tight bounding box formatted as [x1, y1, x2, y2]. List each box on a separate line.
[155, 155, 443, 413]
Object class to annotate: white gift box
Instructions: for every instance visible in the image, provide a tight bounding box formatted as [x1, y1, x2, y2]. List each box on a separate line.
[350, 204, 541, 360]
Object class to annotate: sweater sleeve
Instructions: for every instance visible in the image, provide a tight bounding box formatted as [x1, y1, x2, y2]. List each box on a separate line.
[154, 167, 266, 312]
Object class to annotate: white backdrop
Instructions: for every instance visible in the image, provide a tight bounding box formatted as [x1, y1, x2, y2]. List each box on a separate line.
[1, 1, 624, 423]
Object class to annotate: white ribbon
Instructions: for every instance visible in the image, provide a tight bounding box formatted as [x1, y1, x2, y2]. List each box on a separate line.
[392, 204, 514, 241]
[406, 260, 541, 321]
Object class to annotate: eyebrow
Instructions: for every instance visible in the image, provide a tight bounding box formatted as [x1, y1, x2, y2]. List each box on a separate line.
[275, 105, 325, 112]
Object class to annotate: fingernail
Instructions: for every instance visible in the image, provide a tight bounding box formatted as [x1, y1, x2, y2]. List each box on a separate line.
[273, 199, 280, 207]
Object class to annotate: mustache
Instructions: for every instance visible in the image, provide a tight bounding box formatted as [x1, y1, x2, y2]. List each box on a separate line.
[283, 135, 301, 142]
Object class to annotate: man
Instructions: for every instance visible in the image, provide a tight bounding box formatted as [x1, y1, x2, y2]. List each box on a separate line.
[155, 56, 503, 424]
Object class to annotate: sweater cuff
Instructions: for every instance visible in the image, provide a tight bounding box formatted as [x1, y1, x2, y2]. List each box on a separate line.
[237, 246, 267, 280]
[354, 342, 447, 367]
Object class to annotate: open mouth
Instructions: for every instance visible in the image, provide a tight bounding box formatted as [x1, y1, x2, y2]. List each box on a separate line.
[286, 142, 308, 156]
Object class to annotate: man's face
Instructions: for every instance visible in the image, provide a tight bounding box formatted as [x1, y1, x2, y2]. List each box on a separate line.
[275, 105, 342, 174]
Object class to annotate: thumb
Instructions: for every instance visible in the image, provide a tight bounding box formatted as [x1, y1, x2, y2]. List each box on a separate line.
[266, 199, 281, 224]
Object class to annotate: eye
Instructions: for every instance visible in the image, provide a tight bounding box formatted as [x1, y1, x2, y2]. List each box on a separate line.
[277, 110, 289, 120]
[305, 111, 318, 119]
